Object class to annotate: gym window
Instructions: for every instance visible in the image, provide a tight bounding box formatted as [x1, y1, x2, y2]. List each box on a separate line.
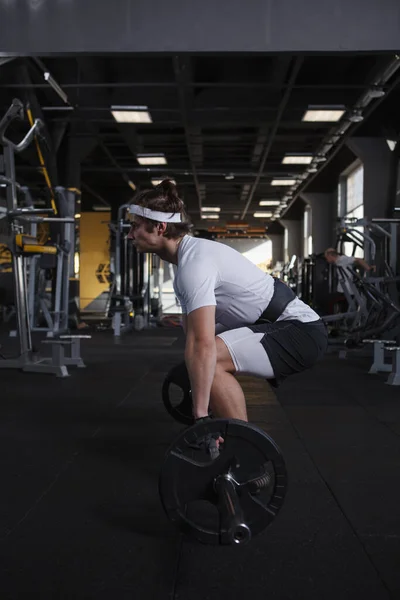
[338, 161, 364, 258]
[284, 227, 289, 263]
[303, 205, 312, 257]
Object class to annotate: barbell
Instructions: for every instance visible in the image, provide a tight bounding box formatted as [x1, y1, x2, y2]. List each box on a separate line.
[159, 364, 288, 545]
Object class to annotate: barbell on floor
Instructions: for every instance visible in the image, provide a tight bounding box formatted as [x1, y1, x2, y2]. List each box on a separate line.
[158, 417, 288, 546]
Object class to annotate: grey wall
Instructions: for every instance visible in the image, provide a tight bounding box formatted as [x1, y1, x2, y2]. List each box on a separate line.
[301, 192, 336, 254]
[267, 234, 284, 265]
[346, 138, 392, 219]
[0, 0, 399, 53]
[280, 219, 302, 260]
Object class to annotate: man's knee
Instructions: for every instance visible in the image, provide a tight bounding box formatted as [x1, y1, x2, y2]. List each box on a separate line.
[215, 336, 236, 373]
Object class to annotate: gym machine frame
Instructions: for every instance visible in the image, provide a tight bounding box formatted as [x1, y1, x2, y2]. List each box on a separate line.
[24, 186, 76, 337]
[0, 99, 80, 376]
[112, 203, 134, 338]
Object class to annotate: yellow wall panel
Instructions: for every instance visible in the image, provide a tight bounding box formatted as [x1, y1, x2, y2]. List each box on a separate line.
[79, 212, 111, 310]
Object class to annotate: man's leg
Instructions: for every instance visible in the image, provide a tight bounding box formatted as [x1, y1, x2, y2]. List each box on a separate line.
[210, 337, 248, 421]
[211, 327, 276, 421]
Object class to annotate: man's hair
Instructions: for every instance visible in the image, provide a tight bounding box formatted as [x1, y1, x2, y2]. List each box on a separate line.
[128, 180, 192, 239]
[324, 247, 339, 258]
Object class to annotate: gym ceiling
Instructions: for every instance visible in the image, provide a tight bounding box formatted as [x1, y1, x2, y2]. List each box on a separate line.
[0, 53, 400, 232]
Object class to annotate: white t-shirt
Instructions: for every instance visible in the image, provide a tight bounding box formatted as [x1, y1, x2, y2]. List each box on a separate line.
[335, 255, 355, 294]
[173, 236, 319, 331]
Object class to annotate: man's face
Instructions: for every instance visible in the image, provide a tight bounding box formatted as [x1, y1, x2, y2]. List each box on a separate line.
[325, 253, 336, 264]
[127, 216, 159, 253]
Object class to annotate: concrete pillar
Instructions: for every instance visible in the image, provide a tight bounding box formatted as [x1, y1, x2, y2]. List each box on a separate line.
[346, 137, 392, 219]
[301, 192, 336, 255]
[267, 234, 284, 265]
[279, 219, 302, 261]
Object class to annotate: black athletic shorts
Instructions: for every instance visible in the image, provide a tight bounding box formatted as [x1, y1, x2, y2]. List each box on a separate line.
[248, 318, 328, 384]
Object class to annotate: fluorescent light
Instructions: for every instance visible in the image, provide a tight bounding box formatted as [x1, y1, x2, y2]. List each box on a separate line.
[259, 200, 280, 206]
[43, 71, 69, 104]
[111, 106, 152, 123]
[225, 173, 235, 180]
[151, 178, 176, 186]
[201, 214, 219, 220]
[282, 154, 313, 164]
[254, 212, 273, 218]
[128, 180, 136, 191]
[387, 139, 397, 152]
[93, 205, 111, 212]
[137, 153, 167, 165]
[302, 106, 345, 122]
[271, 179, 296, 186]
[201, 207, 221, 212]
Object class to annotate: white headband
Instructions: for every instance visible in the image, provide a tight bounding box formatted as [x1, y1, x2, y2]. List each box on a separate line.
[128, 204, 182, 223]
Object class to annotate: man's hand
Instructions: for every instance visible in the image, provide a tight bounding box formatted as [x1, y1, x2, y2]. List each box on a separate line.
[195, 417, 224, 447]
[193, 416, 224, 456]
[355, 257, 376, 273]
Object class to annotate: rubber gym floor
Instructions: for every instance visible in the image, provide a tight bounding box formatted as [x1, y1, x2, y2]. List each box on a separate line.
[0, 327, 399, 600]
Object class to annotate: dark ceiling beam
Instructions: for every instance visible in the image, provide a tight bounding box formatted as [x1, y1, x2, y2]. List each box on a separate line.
[12, 103, 367, 114]
[66, 132, 327, 142]
[241, 57, 304, 220]
[79, 181, 278, 193]
[18, 164, 291, 178]
[99, 158, 308, 170]
[0, 82, 390, 90]
[43, 116, 338, 131]
[78, 165, 285, 174]
[173, 55, 203, 214]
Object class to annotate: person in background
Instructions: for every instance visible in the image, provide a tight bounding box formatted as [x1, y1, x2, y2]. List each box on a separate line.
[324, 247, 375, 312]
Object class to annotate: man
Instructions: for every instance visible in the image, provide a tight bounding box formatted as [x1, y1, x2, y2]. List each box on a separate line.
[128, 181, 327, 424]
[324, 248, 374, 309]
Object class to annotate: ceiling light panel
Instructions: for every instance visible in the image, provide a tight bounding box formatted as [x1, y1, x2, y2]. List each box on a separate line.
[111, 106, 152, 123]
[271, 179, 296, 186]
[137, 154, 167, 165]
[302, 106, 345, 122]
[282, 154, 313, 164]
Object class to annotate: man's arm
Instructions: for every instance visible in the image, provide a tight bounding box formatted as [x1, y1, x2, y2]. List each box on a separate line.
[185, 305, 216, 419]
[181, 313, 187, 335]
[183, 314, 225, 337]
[354, 257, 375, 272]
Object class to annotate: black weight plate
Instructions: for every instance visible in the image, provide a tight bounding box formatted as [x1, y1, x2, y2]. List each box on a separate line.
[162, 362, 193, 425]
[159, 418, 287, 545]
